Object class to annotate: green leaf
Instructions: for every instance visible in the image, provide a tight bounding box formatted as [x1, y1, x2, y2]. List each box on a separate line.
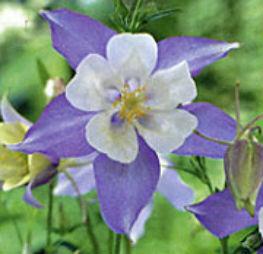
[142, 7, 180, 24]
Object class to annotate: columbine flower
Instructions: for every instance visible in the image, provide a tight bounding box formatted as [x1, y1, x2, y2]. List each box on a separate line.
[0, 97, 57, 208]
[54, 154, 194, 244]
[12, 9, 239, 234]
[187, 188, 263, 239]
[66, 33, 198, 163]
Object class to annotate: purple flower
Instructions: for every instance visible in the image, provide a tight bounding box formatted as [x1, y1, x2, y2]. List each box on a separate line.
[66, 33, 198, 163]
[187, 188, 263, 239]
[0, 97, 57, 208]
[12, 8, 239, 234]
[54, 154, 194, 243]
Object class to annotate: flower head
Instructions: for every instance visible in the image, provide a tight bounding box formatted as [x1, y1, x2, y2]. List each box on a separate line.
[0, 98, 52, 191]
[66, 33, 198, 163]
[0, 97, 56, 207]
[11, 8, 239, 234]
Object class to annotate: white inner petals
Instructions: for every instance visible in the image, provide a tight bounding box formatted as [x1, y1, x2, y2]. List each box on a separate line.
[66, 33, 198, 163]
[136, 109, 198, 153]
[66, 54, 122, 112]
[146, 61, 197, 109]
[107, 33, 158, 79]
[86, 112, 139, 163]
[259, 208, 263, 237]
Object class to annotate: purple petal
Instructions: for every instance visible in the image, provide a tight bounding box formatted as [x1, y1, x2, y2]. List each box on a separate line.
[23, 165, 57, 208]
[258, 248, 263, 254]
[156, 37, 239, 76]
[93, 137, 160, 234]
[129, 202, 153, 244]
[24, 181, 43, 208]
[41, 8, 116, 69]
[1, 96, 32, 127]
[157, 168, 194, 211]
[12, 94, 95, 160]
[174, 102, 236, 158]
[187, 188, 263, 238]
[54, 164, 96, 197]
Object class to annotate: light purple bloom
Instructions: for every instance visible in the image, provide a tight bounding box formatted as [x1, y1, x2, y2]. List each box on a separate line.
[187, 188, 263, 239]
[12, 8, 239, 233]
[1, 97, 57, 208]
[65, 33, 198, 163]
[54, 155, 194, 242]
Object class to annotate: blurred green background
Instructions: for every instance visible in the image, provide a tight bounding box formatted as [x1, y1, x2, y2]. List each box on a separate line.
[0, 0, 262, 253]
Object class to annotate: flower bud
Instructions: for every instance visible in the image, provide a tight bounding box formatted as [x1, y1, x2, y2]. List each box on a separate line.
[0, 122, 51, 191]
[44, 78, 65, 101]
[224, 139, 263, 216]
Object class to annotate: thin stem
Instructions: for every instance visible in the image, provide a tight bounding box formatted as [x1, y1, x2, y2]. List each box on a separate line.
[188, 158, 229, 253]
[194, 157, 214, 194]
[46, 180, 55, 253]
[63, 170, 99, 254]
[114, 0, 121, 10]
[203, 173, 214, 194]
[237, 113, 263, 140]
[125, 236, 132, 254]
[164, 164, 213, 192]
[12, 219, 23, 248]
[235, 81, 241, 134]
[129, 0, 144, 31]
[220, 237, 229, 254]
[194, 130, 233, 146]
[108, 229, 114, 254]
[114, 234, 122, 254]
[164, 165, 199, 178]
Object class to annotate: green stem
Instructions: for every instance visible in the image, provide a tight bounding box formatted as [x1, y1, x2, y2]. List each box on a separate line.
[129, 0, 144, 31]
[203, 174, 214, 194]
[220, 237, 229, 254]
[235, 81, 241, 135]
[190, 158, 229, 253]
[46, 180, 55, 253]
[125, 236, 132, 254]
[13, 219, 23, 248]
[194, 130, 233, 146]
[63, 170, 100, 254]
[237, 113, 263, 140]
[114, 234, 122, 254]
[108, 229, 114, 254]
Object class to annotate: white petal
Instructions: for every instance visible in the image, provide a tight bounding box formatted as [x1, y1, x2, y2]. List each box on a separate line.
[136, 109, 198, 153]
[146, 61, 197, 109]
[129, 202, 153, 244]
[107, 33, 158, 80]
[66, 54, 122, 112]
[86, 112, 138, 163]
[259, 207, 263, 237]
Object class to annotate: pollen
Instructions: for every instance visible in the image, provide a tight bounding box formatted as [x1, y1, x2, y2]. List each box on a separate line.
[113, 84, 148, 123]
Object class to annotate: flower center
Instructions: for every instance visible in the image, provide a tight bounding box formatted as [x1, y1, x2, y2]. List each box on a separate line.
[113, 84, 148, 123]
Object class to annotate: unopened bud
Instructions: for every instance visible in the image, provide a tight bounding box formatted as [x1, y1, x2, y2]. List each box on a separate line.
[225, 139, 263, 216]
[44, 78, 65, 101]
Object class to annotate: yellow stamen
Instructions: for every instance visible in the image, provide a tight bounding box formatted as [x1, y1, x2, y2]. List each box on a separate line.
[113, 85, 148, 123]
